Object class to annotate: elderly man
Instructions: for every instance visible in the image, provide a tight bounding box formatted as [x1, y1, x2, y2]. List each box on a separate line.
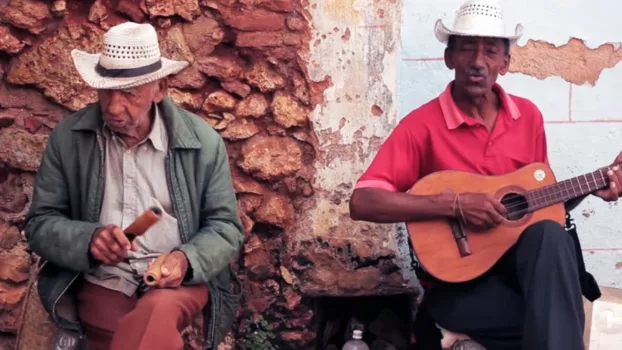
[24, 22, 244, 350]
[349, 1, 622, 349]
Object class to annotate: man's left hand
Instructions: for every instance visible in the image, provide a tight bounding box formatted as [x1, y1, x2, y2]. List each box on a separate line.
[593, 151, 622, 202]
[149, 251, 189, 288]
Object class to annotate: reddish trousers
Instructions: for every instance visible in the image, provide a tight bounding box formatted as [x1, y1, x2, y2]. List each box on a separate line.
[76, 281, 209, 350]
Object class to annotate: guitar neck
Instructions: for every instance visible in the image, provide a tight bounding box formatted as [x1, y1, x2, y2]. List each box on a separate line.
[525, 165, 615, 213]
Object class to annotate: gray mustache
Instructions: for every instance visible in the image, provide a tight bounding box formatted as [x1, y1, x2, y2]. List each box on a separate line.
[466, 68, 487, 77]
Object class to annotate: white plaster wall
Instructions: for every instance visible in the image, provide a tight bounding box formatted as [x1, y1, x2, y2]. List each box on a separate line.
[396, 0, 622, 288]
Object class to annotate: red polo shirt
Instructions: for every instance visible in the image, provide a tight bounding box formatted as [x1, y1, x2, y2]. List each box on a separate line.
[355, 82, 549, 192]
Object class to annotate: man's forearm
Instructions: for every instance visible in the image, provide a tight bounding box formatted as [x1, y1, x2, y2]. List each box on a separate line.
[349, 188, 455, 223]
[25, 214, 102, 271]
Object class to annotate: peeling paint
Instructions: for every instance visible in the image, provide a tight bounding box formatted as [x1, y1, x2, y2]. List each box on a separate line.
[293, 0, 413, 295]
[511, 38, 622, 85]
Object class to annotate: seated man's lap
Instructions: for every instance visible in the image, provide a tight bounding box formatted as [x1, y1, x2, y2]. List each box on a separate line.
[77, 281, 208, 337]
[424, 274, 523, 349]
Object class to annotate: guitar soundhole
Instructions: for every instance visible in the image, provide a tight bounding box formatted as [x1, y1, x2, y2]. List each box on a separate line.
[500, 192, 529, 221]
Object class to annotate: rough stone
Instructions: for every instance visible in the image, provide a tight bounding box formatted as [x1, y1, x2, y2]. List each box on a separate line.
[51, 0, 68, 17]
[253, 192, 295, 228]
[0, 0, 50, 34]
[0, 225, 22, 250]
[237, 135, 303, 181]
[0, 25, 25, 54]
[0, 84, 68, 124]
[168, 64, 207, 89]
[235, 93, 269, 118]
[196, 51, 244, 81]
[260, 0, 295, 12]
[243, 235, 277, 280]
[236, 31, 302, 47]
[168, 88, 202, 111]
[182, 15, 224, 57]
[0, 128, 48, 172]
[239, 209, 254, 236]
[232, 170, 266, 195]
[243, 61, 286, 92]
[0, 279, 27, 332]
[144, 0, 201, 21]
[238, 193, 263, 214]
[0, 248, 30, 284]
[286, 16, 306, 31]
[6, 22, 104, 111]
[220, 118, 260, 140]
[292, 71, 310, 105]
[204, 90, 237, 111]
[282, 286, 302, 310]
[221, 80, 251, 98]
[116, 0, 147, 22]
[0, 173, 27, 214]
[159, 24, 194, 64]
[222, 8, 285, 32]
[87, 0, 108, 23]
[243, 279, 278, 314]
[272, 91, 310, 128]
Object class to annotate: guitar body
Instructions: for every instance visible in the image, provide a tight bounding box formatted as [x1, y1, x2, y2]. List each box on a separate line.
[406, 163, 567, 283]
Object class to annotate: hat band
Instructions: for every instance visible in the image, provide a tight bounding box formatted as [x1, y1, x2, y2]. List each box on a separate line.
[95, 60, 162, 78]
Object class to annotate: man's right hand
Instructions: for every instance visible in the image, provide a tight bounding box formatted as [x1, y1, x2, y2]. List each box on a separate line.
[454, 193, 507, 231]
[89, 224, 137, 265]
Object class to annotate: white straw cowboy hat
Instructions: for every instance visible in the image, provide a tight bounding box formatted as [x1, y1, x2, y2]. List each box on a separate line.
[71, 22, 189, 90]
[434, 0, 523, 45]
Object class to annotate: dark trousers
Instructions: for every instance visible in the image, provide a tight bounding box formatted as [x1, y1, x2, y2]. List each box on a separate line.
[415, 219, 585, 350]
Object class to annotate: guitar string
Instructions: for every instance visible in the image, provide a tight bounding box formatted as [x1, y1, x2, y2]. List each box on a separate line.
[493, 174, 608, 215]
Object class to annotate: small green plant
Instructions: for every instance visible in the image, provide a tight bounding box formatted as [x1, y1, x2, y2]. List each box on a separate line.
[239, 317, 279, 350]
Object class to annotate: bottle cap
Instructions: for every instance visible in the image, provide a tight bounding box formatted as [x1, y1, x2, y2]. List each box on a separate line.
[353, 329, 363, 339]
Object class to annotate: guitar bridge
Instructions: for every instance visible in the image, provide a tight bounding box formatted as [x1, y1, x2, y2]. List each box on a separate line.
[450, 219, 472, 257]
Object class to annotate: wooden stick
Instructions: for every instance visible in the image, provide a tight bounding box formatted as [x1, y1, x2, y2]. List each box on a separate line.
[123, 206, 162, 242]
[144, 253, 169, 286]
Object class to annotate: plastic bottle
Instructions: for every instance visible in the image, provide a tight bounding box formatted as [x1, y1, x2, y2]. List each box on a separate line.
[342, 329, 370, 350]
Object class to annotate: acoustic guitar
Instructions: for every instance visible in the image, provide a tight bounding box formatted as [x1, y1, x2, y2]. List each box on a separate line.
[406, 162, 617, 283]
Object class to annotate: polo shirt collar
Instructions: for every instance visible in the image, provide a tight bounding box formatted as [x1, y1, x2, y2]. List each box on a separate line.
[439, 81, 521, 130]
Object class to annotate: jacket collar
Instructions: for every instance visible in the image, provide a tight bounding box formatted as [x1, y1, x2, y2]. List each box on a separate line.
[71, 96, 201, 149]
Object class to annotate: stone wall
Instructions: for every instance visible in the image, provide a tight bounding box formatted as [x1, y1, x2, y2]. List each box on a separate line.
[0, 0, 330, 348]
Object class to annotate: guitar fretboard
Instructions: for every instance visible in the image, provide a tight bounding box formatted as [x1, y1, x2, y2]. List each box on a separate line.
[525, 166, 614, 213]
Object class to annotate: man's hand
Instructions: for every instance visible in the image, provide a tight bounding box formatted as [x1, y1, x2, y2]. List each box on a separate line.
[454, 193, 507, 231]
[593, 152, 622, 202]
[148, 251, 189, 289]
[90, 224, 137, 265]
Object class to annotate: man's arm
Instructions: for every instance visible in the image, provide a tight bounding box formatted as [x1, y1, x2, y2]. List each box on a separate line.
[350, 188, 455, 223]
[349, 119, 457, 223]
[177, 137, 244, 284]
[24, 128, 103, 272]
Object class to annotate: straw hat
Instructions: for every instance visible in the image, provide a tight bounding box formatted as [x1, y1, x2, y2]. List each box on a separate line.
[434, 0, 523, 45]
[71, 22, 189, 90]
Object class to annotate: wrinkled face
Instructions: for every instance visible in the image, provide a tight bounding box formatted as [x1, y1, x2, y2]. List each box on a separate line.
[97, 80, 166, 135]
[444, 36, 510, 98]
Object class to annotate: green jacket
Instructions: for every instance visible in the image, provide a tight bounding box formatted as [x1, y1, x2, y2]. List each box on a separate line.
[24, 96, 244, 349]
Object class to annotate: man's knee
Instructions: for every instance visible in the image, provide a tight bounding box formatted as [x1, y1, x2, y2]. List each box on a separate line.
[132, 286, 209, 320]
[133, 289, 184, 317]
[521, 219, 575, 253]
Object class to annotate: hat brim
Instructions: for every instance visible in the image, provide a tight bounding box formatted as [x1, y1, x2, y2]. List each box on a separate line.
[71, 49, 190, 90]
[434, 19, 523, 46]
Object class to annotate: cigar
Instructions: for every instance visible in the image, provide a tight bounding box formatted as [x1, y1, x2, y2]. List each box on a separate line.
[144, 253, 169, 286]
[123, 206, 162, 242]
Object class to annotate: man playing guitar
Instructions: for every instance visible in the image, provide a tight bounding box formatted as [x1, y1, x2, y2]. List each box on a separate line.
[349, 1, 622, 349]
